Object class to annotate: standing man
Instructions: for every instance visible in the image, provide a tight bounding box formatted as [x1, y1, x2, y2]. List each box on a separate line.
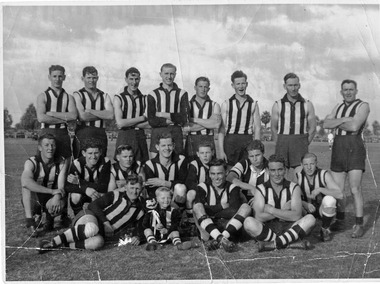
[144, 132, 188, 210]
[72, 66, 114, 158]
[36, 65, 77, 159]
[295, 153, 343, 242]
[113, 67, 150, 163]
[323, 79, 370, 238]
[226, 140, 269, 204]
[271, 73, 316, 170]
[21, 133, 68, 237]
[243, 154, 316, 252]
[184, 76, 221, 159]
[147, 63, 189, 156]
[219, 70, 261, 167]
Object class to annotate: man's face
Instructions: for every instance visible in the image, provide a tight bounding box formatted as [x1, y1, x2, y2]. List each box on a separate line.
[209, 165, 226, 188]
[194, 80, 210, 99]
[197, 146, 213, 166]
[302, 157, 317, 177]
[231, 77, 248, 97]
[341, 83, 357, 104]
[156, 138, 174, 159]
[48, 70, 65, 89]
[38, 138, 56, 160]
[126, 73, 140, 93]
[125, 182, 142, 201]
[82, 72, 98, 90]
[160, 67, 176, 86]
[82, 147, 101, 168]
[247, 149, 264, 169]
[283, 77, 300, 98]
[268, 161, 286, 186]
[117, 150, 134, 169]
[156, 192, 172, 209]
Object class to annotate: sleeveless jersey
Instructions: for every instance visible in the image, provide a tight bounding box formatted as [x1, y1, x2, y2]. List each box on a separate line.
[256, 180, 297, 210]
[111, 161, 142, 188]
[296, 168, 327, 203]
[197, 181, 237, 208]
[189, 95, 218, 135]
[189, 159, 209, 184]
[334, 99, 366, 136]
[72, 156, 109, 183]
[115, 88, 146, 128]
[230, 158, 269, 187]
[144, 154, 186, 182]
[223, 95, 256, 135]
[75, 88, 107, 128]
[28, 154, 63, 189]
[276, 94, 309, 135]
[104, 190, 145, 233]
[41, 87, 69, 129]
[149, 83, 187, 114]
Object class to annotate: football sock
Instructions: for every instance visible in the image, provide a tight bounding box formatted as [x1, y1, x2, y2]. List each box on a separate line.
[321, 215, 334, 229]
[199, 215, 221, 240]
[275, 225, 306, 249]
[256, 224, 275, 242]
[222, 213, 245, 239]
[172, 237, 181, 246]
[53, 223, 99, 246]
[356, 217, 364, 225]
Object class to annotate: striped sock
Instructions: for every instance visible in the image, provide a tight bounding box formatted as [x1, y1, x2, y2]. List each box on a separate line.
[256, 224, 275, 242]
[222, 214, 245, 239]
[172, 237, 181, 246]
[275, 224, 306, 249]
[199, 216, 221, 240]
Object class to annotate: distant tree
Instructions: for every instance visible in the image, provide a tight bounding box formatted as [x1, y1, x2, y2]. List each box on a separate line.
[15, 123, 22, 130]
[373, 120, 380, 136]
[261, 111, 271, 129]
[20, 104, 40, 131]
[4, 108, 13, 130]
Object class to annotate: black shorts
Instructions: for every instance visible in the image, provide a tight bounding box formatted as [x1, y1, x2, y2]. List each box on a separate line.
[150, 125, 183, 154]
[331, 135, 366, 172]
[39, 128, 72, 158]
[73, 126, 108, 159]
[265, 219, 294, 236]
[184, 134, 215, 159]
[224, 134, 252, 166]
[114, 129, 149, 163]
[275, 134, 308, 168]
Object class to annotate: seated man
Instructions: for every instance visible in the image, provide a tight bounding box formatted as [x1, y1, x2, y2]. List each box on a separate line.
[295, 153, 343, 242]
[21, 133, 69, 237]
[184, 142, 214, 224]
[143, 187, 197, 251]
[244, 154, 316, 252]
[108, 144, 144, 192]
[193, 159, 252, 252]
[38, 174, 145, 252]
[66, 138, 111, 216]
[227, 140, 269, 204]
[144, 132, 188, 210]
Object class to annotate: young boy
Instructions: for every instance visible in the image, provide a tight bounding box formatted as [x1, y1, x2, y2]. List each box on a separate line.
[143, 187, 197, 251]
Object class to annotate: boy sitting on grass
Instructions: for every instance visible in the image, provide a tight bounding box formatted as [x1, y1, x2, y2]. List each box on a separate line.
[143, 187, 198, 251]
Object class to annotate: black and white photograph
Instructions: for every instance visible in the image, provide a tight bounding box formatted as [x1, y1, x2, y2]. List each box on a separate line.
[2, 0, 380, 282]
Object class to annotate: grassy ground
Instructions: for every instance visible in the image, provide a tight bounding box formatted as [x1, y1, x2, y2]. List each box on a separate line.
[4, 138, 380, 281]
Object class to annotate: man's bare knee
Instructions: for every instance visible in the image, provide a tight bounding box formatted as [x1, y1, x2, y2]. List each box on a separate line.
[243, 217, 262, 237]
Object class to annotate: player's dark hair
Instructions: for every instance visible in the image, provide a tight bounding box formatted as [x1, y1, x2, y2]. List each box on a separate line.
[49, 65, 65, 75]
[283, 73, 299, 83]
[82, 66, 98, 77]
[160, 63, 177, 72]
[209, 158, 227, 171]
[231, 70, 247, 83]
[197, 141, 214, 152]
[246, 140, 265, 154]
[126, 174, 143, 185]
[125, 67, 140, 78]
[341, 79, 357, 89]
[115, 144, 134, 156]
[268, 154, 286, 166]
[81, 138, 102, 152]
[195, 76, 210, 87]
[38, 133, 56, 145]
[156, 132, 174, 145]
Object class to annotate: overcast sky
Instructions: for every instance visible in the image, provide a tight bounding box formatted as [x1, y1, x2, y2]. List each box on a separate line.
[3, 2, 380, 129]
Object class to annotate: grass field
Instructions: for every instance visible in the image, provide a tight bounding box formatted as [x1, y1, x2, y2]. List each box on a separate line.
[3, 138, 380, 282]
